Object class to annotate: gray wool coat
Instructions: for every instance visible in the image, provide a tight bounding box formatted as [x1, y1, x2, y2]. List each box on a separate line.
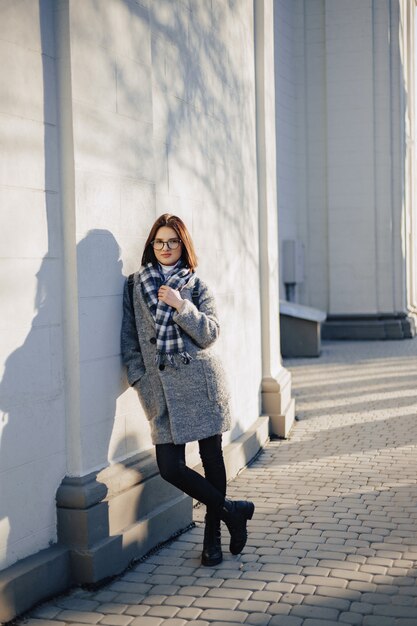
[121, 270, 232, 445]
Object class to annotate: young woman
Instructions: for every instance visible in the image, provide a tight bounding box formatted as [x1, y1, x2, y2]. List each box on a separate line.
[121, 213, 254, 566]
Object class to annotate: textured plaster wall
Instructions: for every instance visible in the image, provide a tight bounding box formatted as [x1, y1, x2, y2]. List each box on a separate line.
[0, 0, 67, 571]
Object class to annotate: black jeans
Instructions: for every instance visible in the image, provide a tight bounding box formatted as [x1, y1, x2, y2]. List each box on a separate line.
[155, 434, 227, 516]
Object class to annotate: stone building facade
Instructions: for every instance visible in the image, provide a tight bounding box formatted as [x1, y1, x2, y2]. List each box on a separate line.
[0, 0, 414, 621]
[275, 0, 416, 339]
[0, 0, 293, 621]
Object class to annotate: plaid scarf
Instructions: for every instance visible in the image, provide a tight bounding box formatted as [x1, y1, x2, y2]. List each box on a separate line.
[139, 261, 194, 368]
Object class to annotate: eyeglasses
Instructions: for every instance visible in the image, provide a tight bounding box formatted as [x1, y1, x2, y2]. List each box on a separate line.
[151, 238, 182, 251]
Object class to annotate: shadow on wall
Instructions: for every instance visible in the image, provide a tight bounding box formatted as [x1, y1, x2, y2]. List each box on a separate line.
[76, 229, 131, 464]
[0, 255, 65, 571]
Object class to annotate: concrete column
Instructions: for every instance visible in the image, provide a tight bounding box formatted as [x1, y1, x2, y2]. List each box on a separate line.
[400, 0, 417, 313]
[254, 0, 294, 438]
[320, 0, 415, 339]
[54, 0, 82, 476]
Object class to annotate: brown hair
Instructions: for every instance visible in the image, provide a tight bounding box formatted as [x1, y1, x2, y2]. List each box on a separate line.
[141, 214, 198, 272]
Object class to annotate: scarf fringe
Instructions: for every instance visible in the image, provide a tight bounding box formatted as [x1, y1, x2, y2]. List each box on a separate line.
[155, 351, 193, 368]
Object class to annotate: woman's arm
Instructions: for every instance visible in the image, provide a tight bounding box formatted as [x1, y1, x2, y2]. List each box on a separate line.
[172, 279, 220, 349]
[121, 277, 146, 385]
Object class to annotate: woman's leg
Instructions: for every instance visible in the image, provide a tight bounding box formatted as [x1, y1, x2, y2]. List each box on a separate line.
[198, 434, 227, 499]
[198, 435, 226, 566]
[155, 442, 225, 511]
[156, 439, 255, 558]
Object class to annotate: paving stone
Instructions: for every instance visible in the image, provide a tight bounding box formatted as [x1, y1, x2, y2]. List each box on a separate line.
[301, 567, 332, 576]
[146, 606, 181, 618]
[290, 604, 339, 620]
[199, 609, 248, 622]
[141, 595, 168, 606]
[122, 573, 149, 583]
[251, 591, 283, 603]
[338, 613, 363, 625]
[124, 607, 149, 617]
[55, 599, 100, 611]
[151, 566, 196, 577]
[268, 617, 302, 626]
[178, 585, 209, 596]
[147, 585, 180, 596]
[112, 595, 146, 605]
[130, 618, 163, 626]
[238, 600, 269, 612]
[92, 592, 119, 603]
[362, 617, 396, 626]
[207, 588, 252, 600]
[304, 576, 347, 588]
[110, 582, 151, 595]
[372, 605, 417, 618]
[264, 582, 294, 593]
[281, 575, 304, 585]
[176, 608, 202, 620]
[279, 593, 304, 605]
[146, 574, 177, 585]
[399, 586, 417, 597]
[192, 597, 239, 610]
[266, 603, 292, 616]
[241, 572, 284, 583]
[53, 611, 104, 624]
[196, 578, 224, 588]
[221, 579, 265, 591]
[99, 616, 133, 626]
[303, 617, 340, 626]
[171, 574, 195, 584]
[97, 604, 129, 615]
[243, 612, 271, 626]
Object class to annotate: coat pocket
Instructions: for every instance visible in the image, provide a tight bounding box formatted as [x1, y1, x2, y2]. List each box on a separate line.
[202, 357, 230, 405]
[134, 372, 157, 420]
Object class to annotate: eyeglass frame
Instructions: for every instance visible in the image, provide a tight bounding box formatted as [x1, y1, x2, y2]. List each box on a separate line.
[150, 238, 182, 251]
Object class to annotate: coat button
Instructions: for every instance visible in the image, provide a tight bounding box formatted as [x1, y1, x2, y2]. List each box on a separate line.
[150, 337, 156, 344]
[159, 364, 165, 371]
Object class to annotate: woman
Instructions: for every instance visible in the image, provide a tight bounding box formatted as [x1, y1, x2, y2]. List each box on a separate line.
[121, 213, 254, 566]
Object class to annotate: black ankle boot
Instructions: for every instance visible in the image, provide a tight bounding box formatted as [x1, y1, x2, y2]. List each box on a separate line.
[220, 498, 255, 555]
[201, 513, 223, 567]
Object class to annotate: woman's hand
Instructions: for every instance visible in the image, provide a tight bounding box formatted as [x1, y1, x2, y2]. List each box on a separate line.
[158, 285, 184, 310]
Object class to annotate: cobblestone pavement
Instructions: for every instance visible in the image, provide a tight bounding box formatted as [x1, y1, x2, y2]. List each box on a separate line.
[23, 339, 417, 626]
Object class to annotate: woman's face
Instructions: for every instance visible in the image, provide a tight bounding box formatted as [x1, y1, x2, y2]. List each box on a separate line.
[153, 226, 183, 266]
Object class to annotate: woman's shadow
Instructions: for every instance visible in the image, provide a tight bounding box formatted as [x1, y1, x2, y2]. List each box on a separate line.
[0, 229, 136, 571]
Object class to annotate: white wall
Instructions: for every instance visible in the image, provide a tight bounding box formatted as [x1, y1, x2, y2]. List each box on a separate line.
[275, 0, 409, 316]
[66, 0, 261, 476]
[0, 0, 266, 572]
[0, 0, 67, 571]
[0, 0, 264, 570]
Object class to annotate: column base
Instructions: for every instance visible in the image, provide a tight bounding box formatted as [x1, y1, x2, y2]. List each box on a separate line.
[262, 366, 295, 438]
[322, 313, 416, 340]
